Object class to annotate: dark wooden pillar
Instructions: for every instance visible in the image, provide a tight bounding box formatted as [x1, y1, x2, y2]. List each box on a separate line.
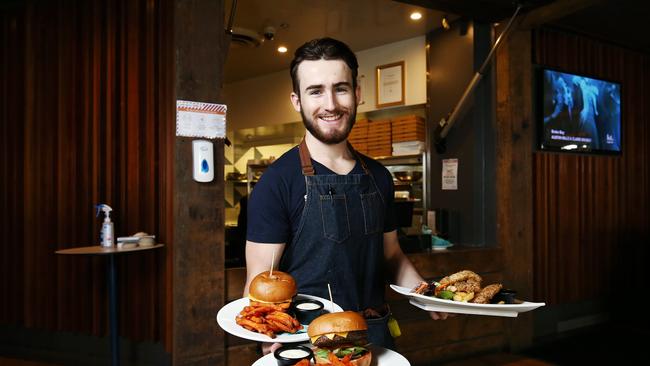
[495, 28, 534, 351]
[173, 0, 227, 364]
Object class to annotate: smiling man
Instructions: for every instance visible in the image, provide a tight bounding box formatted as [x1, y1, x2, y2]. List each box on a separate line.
[243, 38, 449, 354]
[294, 59, 357, 145]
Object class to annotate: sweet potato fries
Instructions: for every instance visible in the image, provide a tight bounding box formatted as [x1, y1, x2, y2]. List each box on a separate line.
[235, 304, 303, 338]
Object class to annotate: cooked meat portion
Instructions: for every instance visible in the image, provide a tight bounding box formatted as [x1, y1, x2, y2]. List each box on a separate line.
[311, 330, 368, 348]
[451, 279, 481, 293]
[471, 283, 503, 304]
[413, 281, 430, 295]
[439, 270, 482, 286]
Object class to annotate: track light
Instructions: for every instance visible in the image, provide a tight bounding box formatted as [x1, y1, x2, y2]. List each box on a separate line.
[441, 15, 450, 30]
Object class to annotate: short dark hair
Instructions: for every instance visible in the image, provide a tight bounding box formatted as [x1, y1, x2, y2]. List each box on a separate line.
[289, 37, 358, 94]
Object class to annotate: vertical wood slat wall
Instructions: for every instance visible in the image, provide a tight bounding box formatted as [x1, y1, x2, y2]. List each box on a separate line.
[533, 29, 650, 305]
[0, 0, 174, 347]
[494, 28, 535, 351]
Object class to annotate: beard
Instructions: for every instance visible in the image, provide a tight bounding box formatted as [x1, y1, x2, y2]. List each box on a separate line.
[300, 106, 357, 145]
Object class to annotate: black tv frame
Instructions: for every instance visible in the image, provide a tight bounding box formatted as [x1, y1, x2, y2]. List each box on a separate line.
[534, 65, 622, 156]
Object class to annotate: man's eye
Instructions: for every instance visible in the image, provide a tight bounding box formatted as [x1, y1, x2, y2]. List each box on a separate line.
[335, 87, 349, 93]
[309, 90, 322, 96]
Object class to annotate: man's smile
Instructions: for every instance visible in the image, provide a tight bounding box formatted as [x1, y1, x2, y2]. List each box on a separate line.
[317, 113, 344, 124]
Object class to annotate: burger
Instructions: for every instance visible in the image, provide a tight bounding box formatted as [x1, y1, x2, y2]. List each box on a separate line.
[248, 270, 297, 309]
[307, 311, 372, 366]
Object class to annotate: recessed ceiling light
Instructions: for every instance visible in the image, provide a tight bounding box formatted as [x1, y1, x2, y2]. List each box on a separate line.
[277, 46, 288, 53]
[410, 12, 422, 21]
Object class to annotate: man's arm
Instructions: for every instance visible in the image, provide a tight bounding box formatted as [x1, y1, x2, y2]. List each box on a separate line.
[242, 241, 286, 297]
[383, 230, 451, 320]
[383, 230, 423, 288]
[243, 241, 286, 355]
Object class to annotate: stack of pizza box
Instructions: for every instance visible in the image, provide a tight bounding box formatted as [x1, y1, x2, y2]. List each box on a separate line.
[392, 115, 426, 155]
[349, 118, 369, 154]
[367, 119, 392, 158]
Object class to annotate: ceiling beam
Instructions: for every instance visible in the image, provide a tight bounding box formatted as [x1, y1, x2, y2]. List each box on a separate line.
[519, 0, 604, 28]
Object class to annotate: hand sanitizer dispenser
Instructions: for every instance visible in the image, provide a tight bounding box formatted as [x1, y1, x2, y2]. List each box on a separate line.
[192, 140, 214, 182]
[96, 204, 114, 247]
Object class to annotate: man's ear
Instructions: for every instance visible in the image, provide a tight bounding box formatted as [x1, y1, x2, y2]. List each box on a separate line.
[355, 84, 362, 106]
[290, 92, 301, 112]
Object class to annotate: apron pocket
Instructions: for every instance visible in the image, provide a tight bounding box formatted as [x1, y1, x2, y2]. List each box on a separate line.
[319, 193, 351, 243]
[366, 313, 396, 350]
[360, 191, 384, 235]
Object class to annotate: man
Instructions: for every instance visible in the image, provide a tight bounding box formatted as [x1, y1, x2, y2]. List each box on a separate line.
[572, 76, 600, 149]
[244, 37, 449, 353]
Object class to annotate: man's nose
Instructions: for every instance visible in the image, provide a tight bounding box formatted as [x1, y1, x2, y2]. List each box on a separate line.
[324, 89, 339, 110]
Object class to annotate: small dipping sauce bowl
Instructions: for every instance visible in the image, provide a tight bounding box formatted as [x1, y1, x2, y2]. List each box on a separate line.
[273, 344, 314, 366]
[292, 299, 324, 325]
[493, 289, 517, 304]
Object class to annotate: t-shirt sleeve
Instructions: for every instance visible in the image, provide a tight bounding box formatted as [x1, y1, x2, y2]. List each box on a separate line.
[246, 167, 291, 243]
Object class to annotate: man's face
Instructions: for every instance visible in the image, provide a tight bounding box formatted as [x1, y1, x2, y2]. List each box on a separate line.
[290, 59, 360, 144]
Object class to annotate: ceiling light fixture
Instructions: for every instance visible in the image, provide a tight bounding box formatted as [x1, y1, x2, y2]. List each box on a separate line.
[277, 46, 288, 53]
[441, 15, 450, 30]
[410, 12, 422, 21]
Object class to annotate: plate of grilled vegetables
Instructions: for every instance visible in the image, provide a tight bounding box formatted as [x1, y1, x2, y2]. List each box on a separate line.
[390, 270, 545, 317]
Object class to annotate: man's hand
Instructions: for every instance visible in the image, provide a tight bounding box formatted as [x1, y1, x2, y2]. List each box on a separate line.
[261, 342, 282, 355]
[429, 311, 456, 320]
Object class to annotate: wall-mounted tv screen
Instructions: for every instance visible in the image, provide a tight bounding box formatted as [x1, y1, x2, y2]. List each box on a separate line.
[538, 67, 621, 154]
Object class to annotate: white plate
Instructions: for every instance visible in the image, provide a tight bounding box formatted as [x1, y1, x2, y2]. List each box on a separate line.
[216, 294, 343, 343]
[252, 345, 410, 366]
[390, 284, 545, 318]
[432, 243, 454, 251]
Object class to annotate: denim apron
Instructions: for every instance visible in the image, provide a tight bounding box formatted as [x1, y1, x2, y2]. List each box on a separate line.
[279, 139, 395, 349]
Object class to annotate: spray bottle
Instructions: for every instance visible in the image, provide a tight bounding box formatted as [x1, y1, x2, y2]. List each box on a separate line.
[96, 204, 114, 247]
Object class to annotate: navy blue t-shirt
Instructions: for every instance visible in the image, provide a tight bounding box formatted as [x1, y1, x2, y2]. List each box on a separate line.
[246, 146, 396, 244]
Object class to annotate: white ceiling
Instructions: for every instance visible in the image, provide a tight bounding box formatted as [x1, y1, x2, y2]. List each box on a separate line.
[223, 0, 448, 83]
[224, 0, 650, 84]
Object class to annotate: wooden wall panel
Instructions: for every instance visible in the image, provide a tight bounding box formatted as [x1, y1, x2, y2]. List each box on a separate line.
[0, 0, 174, 346]
[172, 0, 228, 363]
[0, 5, 27, 326]
[494, 27, 536, 351]
[532, 29, 650, 306]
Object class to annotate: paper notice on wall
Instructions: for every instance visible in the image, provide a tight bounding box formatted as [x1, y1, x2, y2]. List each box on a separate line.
[176, 100, 226, 138]
[442, 158, 458, 190]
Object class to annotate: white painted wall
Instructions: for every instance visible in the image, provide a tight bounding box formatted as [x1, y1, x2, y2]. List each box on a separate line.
[223, 35, 427, 132]
[356, 35, 427, 113]
[223, 70, 295, 131]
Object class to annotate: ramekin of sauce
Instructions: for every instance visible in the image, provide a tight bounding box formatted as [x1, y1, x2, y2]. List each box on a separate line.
[273, 344, 314, 366]
[493, 289, 517, 304]
[292, 299, 324, 325]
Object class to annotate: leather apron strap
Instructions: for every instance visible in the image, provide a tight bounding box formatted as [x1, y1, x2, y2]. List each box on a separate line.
[298, 139, 315, 176]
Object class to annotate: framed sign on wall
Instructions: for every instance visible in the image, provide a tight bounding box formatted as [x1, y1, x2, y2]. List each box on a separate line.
[376, 61, 405, 108]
